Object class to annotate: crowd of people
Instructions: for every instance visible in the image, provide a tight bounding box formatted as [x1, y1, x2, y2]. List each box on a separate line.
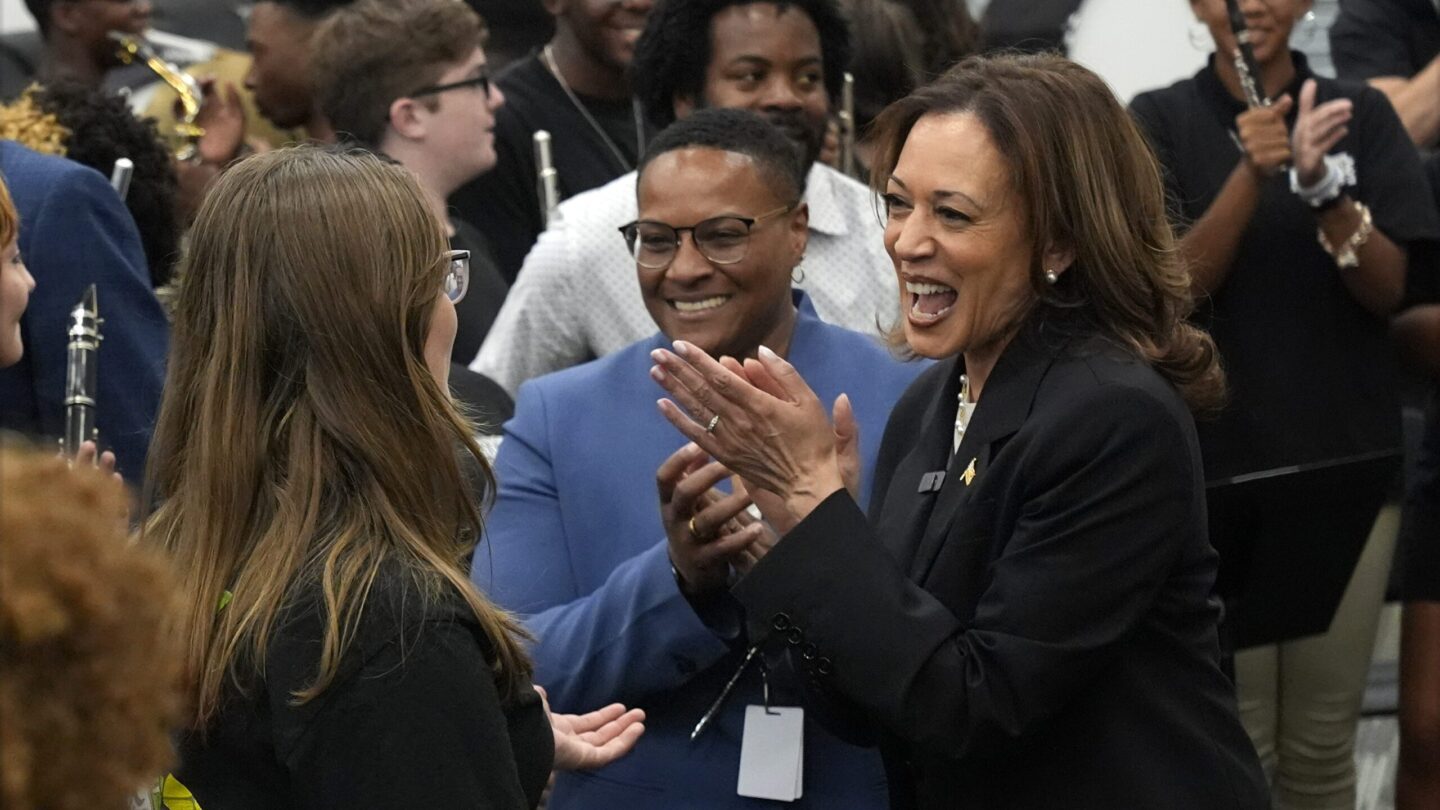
[0, 0, 1436, 809]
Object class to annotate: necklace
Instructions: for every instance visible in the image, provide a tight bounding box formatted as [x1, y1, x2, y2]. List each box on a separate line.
[953, 373, 975, 455]
[541, 45, 646, 174]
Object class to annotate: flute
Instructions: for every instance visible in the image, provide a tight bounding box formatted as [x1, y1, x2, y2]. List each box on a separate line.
[61, 285, 103, 459]
[534, 130, 563, 229]
[1224, 0, 1268, 109]
[838, 72, 857, 179]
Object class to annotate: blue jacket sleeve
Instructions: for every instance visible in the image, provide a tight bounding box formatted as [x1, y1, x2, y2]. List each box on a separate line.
[19, 163, 168, 479]
[472, 381, 732, 712]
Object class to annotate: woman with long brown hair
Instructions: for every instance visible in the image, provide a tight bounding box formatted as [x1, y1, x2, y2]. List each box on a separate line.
[143, 146, 643, 809]
[649, 53, 1267, 809]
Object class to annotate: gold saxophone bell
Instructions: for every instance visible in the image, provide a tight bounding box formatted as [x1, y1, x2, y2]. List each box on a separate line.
[109, 31, 206, 161]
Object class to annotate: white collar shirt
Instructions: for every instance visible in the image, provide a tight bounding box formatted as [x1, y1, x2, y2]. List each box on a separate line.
[471, 163, 898, 395]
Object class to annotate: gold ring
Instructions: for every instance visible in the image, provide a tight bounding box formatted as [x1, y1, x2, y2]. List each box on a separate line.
[688, 516, 702, 537]
[705, 414, 721, 434]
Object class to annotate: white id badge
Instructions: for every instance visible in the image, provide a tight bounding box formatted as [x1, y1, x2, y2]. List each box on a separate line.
[737, 705, 804, 801]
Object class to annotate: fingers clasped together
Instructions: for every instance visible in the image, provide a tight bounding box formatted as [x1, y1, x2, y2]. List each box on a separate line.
[650, 341, 857, 538]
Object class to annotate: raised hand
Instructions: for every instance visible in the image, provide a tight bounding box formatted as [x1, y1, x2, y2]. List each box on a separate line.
[650, 342, 845, 532]
[537, 686, 646, 772]
[192, 78, 247, 167]
[1235, 93, 1294, 177]
[1291, 79, 1353, 187]
[657, 443, 766, 595]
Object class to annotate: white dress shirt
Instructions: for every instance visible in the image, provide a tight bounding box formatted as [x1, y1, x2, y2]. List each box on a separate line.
[470, 163, 899, 394]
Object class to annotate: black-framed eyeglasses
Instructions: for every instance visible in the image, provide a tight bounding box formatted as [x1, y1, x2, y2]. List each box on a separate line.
[410, 72, 491, 99]
[617, 204, 794, 270]
[443, 249, 470, 304]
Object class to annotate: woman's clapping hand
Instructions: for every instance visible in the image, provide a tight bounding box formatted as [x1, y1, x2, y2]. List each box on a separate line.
[650, 341, 859, 535]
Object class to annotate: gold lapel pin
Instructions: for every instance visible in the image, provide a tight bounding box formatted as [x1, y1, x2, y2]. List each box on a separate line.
[962, 458, 977, 486]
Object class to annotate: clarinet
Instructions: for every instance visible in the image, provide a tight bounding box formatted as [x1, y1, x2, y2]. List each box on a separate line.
[535, 130, 563, 229]
[61, 285, 102, 459]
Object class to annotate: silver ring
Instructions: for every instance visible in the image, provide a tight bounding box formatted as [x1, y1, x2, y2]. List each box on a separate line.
[704, 414, 721, 434]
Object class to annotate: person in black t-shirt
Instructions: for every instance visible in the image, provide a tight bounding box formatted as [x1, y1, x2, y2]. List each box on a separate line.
[467, 0, 553, 70]
[1391, 151, 1440, 810]
[1330, 0, 1440, 147]
[147, 146, 644, 809]
[1131, 2, 1440, 808]
[311, 0, 515, 420]
[447, 0, 656, 286]
[20, 0, 151, 89]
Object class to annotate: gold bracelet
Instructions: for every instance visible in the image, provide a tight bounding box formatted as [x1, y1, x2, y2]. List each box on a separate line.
[1317, 200, 1374, 270]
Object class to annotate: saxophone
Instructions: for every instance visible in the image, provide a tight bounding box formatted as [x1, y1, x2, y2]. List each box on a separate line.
[109, 31, 206, 161]
[61, 285, 102, 459]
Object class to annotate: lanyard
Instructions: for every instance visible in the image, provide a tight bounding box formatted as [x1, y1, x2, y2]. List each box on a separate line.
[691, 645, 777, 740]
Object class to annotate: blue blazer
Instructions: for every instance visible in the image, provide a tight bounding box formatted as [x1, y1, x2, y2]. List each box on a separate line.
[474, 294, 926, 808]
[0, 141, 169, 479]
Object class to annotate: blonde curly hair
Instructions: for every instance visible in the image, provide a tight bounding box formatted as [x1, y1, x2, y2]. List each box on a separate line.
[0, 86, 71, 157]
[0, 444, 183, 810]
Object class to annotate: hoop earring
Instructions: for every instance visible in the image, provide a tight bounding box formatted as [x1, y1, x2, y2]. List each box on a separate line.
[792, 264, 806, 284]
[1188, 22, 1213, 52]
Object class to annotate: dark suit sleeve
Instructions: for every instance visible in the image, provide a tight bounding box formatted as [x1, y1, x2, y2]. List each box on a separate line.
[733, 383, 1199, 760]
[281, 620, 542, 809]
[20, 164, 168, 479]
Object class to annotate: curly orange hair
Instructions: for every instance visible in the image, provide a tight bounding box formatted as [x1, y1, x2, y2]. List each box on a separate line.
[0, 445, 183, 810]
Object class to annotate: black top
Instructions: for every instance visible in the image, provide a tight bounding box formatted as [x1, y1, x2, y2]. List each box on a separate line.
[175, 568, 553, 809]
[448, 52, 653, 284]
[732, 317, 1268, 810]
[450, 217, 510, 364]
[1330, 0, 1440, 81]
[1130, 53, 1440, 480]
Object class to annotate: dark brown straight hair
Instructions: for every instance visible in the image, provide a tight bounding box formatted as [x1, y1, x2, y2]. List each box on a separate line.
[869, 52, 1226, 413]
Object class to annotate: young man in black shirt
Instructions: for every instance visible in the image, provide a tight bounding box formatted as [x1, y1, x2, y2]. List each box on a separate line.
[447, 0, 656, 284]
[20, 0, 151, 89]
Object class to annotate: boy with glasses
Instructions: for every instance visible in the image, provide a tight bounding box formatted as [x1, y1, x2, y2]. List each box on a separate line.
[311, 0, 515, 432]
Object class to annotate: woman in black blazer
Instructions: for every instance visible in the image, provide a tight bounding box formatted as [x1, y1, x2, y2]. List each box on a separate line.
[648, 54, 1269, 810]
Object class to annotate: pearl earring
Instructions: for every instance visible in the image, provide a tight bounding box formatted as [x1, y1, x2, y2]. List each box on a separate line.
[1045, 269, 1059, 285]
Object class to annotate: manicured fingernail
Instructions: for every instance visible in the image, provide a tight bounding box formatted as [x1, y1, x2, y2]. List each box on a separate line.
[759, 345, 778, 361]
[650, 349, 665, 362]
[650, 365, 665, 382]
[673, 340, 691, 357]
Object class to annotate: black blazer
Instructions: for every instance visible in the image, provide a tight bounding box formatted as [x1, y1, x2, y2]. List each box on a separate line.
[733, 319, 1268, 810]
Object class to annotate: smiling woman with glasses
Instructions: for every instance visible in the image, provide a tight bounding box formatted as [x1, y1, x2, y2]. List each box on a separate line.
[620, 203, 794, 269]
[472, 108, 925, 809]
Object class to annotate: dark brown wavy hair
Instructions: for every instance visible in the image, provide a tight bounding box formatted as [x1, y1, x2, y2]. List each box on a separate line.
[142, 146, 531, 731]
[869, 52, 1226, 413]
[1, 444, 183, 810]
